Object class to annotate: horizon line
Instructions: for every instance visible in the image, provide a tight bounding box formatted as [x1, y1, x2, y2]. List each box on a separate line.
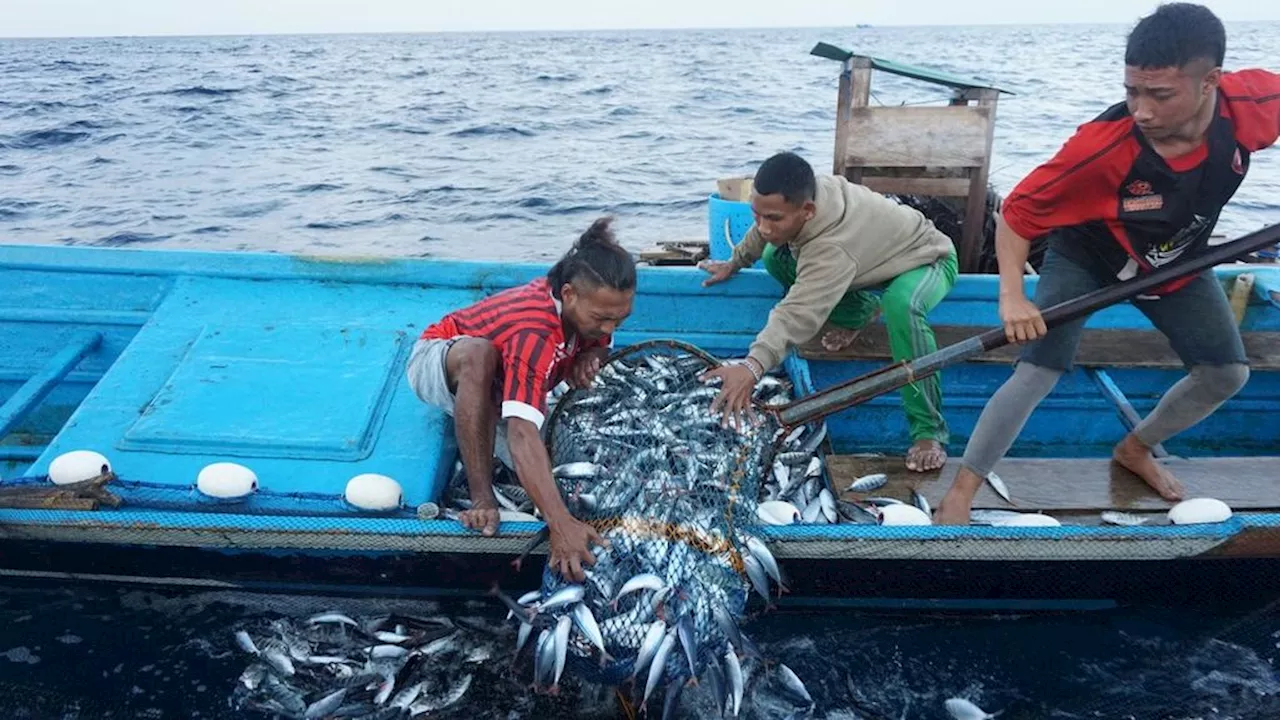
[7, 16, 1276, 41]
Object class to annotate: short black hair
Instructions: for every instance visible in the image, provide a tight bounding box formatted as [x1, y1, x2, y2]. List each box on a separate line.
[754, 152, 816, 206]
[547, 216, 636, 298]
[1125, 2, 1225, 70]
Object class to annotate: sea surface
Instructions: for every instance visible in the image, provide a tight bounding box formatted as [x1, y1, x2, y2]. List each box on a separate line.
[1, 24, 1279, 261]
[3, 23, 1280, 720]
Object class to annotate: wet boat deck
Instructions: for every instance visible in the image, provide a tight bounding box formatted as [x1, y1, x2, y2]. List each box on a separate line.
[827, 454, 1280, 520]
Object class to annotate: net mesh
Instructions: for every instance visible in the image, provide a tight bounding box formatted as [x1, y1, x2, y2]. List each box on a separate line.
[496, 340, 824, 701]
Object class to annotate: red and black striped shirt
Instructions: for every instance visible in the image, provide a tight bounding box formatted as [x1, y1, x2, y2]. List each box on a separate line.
[1003, 69, 1280, 295]
[421, 277, 610, 429]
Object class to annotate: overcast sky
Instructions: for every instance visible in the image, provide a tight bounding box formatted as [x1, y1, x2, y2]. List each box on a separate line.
[4, 0, 1277, 38]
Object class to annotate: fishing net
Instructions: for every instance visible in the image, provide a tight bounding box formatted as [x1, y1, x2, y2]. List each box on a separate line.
[497, 340, 824, 708]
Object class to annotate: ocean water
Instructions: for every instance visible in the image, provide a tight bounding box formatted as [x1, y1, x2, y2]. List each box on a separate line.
[1, 580, 1279, 720]
[3, 24, 1280, 720]
[1, 24, 1279, 261]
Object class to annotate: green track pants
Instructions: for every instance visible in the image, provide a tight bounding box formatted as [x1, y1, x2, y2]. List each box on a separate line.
[762, 243, 958, 445]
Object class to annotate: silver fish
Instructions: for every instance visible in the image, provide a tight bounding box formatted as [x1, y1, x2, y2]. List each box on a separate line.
[945, 697, 997, 720]
[238, 663, 266, 690]
[263, 649, 295, 676]
[819, 488, 837, 523]
[552, 462, 601, 480]
[535, 584, 585, 614]
[848, 473, 888, 493]
[369, 644, 408, 660]
[553, 614, 571, 688]
[308, 612, 358, 627]
[723, 643, 744, 717]
[374, 631, 411, 644]
[676, 614, 698, 676]
[911, 487, 932, 516]
[644, 630, 677, 705]
[801, 497, 825, 524]
[1101, 510, 1149, 526]
[571, 603, 609, 659]
[804, 456, 822, 478]
[777, 663, 813, 705]
[304, 688, 347, 719]
[742, 554, 772, 603]
[410, 674, 472, 715]
[515, 621, 533, 653]
[970, 509, 1024, 525]
[742, 535, 782, 587]
[234, 630, 259, 655]
[632, 620, 667, 680]
[986, 472, 1012, 503]
[612, 573, 664, 607]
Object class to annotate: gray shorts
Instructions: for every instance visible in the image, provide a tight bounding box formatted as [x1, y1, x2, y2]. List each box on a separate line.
[406, 337, 513, 468]
[1019, 248, 1248, 372]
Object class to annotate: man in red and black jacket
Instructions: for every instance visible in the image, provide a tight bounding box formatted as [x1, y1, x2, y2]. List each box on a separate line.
[936, 2, 1279, 524]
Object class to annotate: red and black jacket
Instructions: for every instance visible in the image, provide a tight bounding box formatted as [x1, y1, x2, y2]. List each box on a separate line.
[1002, 69, 1280, 294]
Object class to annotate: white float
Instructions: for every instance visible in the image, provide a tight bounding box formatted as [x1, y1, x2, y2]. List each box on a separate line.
[877, 504, 932, 526]
[499, 510, 539, 523]
[344, 473, 403, 511]
[1168, 497, 1233, 525]
[756, 500, 801, 525]
[48, 450, 111, 485]
[196, 462, 258, 500]
[995, 513, 1061, 527]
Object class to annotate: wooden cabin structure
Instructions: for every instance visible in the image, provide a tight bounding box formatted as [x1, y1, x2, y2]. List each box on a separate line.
[811, 42, 1015, 273]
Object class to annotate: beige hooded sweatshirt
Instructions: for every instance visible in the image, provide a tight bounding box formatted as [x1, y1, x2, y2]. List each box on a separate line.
[728, 174, 955, 371]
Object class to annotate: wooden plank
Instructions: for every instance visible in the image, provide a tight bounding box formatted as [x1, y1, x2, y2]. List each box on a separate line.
[827, 454, 1280, 512]
[860, 176, 973, 197]
[845, 106, 992, 169]
[797, 324, 1280, 371]
[843, 59, 873, 185]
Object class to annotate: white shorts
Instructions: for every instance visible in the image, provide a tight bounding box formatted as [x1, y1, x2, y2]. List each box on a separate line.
[406, 337, 513, 469]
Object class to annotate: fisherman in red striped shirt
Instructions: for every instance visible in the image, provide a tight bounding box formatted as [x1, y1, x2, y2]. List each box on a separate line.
[407, 217, 636, 580]
[936, 3, 1280, 524]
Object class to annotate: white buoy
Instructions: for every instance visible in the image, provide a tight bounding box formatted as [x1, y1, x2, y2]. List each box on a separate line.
[344, 473, 403, 511]
[878, 504, 932, 526]
[756, 500, 801, 526]
[1168, 497, 1233, 525]
[995, 513, 1061, 527]
[196, 462, 258, 500]
[48, 450, 111, 485]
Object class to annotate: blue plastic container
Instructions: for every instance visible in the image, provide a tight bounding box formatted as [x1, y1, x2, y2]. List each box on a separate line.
[707, 193, 761, 268]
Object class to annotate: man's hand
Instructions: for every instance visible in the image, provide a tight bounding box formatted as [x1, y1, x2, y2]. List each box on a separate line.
[999, 293, 1047, 344]
[698, 260, 738, 287]
[699, 361, 758, 428]
[457, 496, 501, 537]
[548, 515, 607, 582]
[568, 349, 606, 389]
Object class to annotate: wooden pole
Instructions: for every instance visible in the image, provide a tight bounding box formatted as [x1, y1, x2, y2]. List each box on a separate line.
[960, 88, 1000, 273]
[838, 57, 873, 184]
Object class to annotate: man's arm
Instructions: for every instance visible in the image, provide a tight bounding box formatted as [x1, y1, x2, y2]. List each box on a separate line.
[500, 332, 606, 581]
[746, 241, 858, 372]
[1220, 69, 1280, 152]
[727, 225, 767, 271]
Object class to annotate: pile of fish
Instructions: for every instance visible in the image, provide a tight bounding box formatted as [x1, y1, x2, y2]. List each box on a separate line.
[481, 346, 808, 716]
[229, 611, 484, 719]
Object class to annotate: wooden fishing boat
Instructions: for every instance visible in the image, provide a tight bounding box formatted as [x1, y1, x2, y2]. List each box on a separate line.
[1, 242, 1278, 612]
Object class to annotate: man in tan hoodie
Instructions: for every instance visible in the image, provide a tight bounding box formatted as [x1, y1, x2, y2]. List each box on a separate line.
[700, 152, 959, 471]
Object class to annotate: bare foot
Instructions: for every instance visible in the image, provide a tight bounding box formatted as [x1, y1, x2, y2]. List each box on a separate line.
[933, 467, 984, 525]
[1112, 433, 1185, 501]
[905, 439, 947, 472]
[821, 326, 862, 352]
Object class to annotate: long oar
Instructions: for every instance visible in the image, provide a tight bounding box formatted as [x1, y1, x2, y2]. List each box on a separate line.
[770, 222, 1280, 430]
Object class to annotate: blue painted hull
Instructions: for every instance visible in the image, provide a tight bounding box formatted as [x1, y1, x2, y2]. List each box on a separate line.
[2, 243, 1279, 608]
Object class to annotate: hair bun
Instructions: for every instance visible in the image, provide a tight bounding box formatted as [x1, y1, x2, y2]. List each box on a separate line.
[576, 216, 617, 250]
